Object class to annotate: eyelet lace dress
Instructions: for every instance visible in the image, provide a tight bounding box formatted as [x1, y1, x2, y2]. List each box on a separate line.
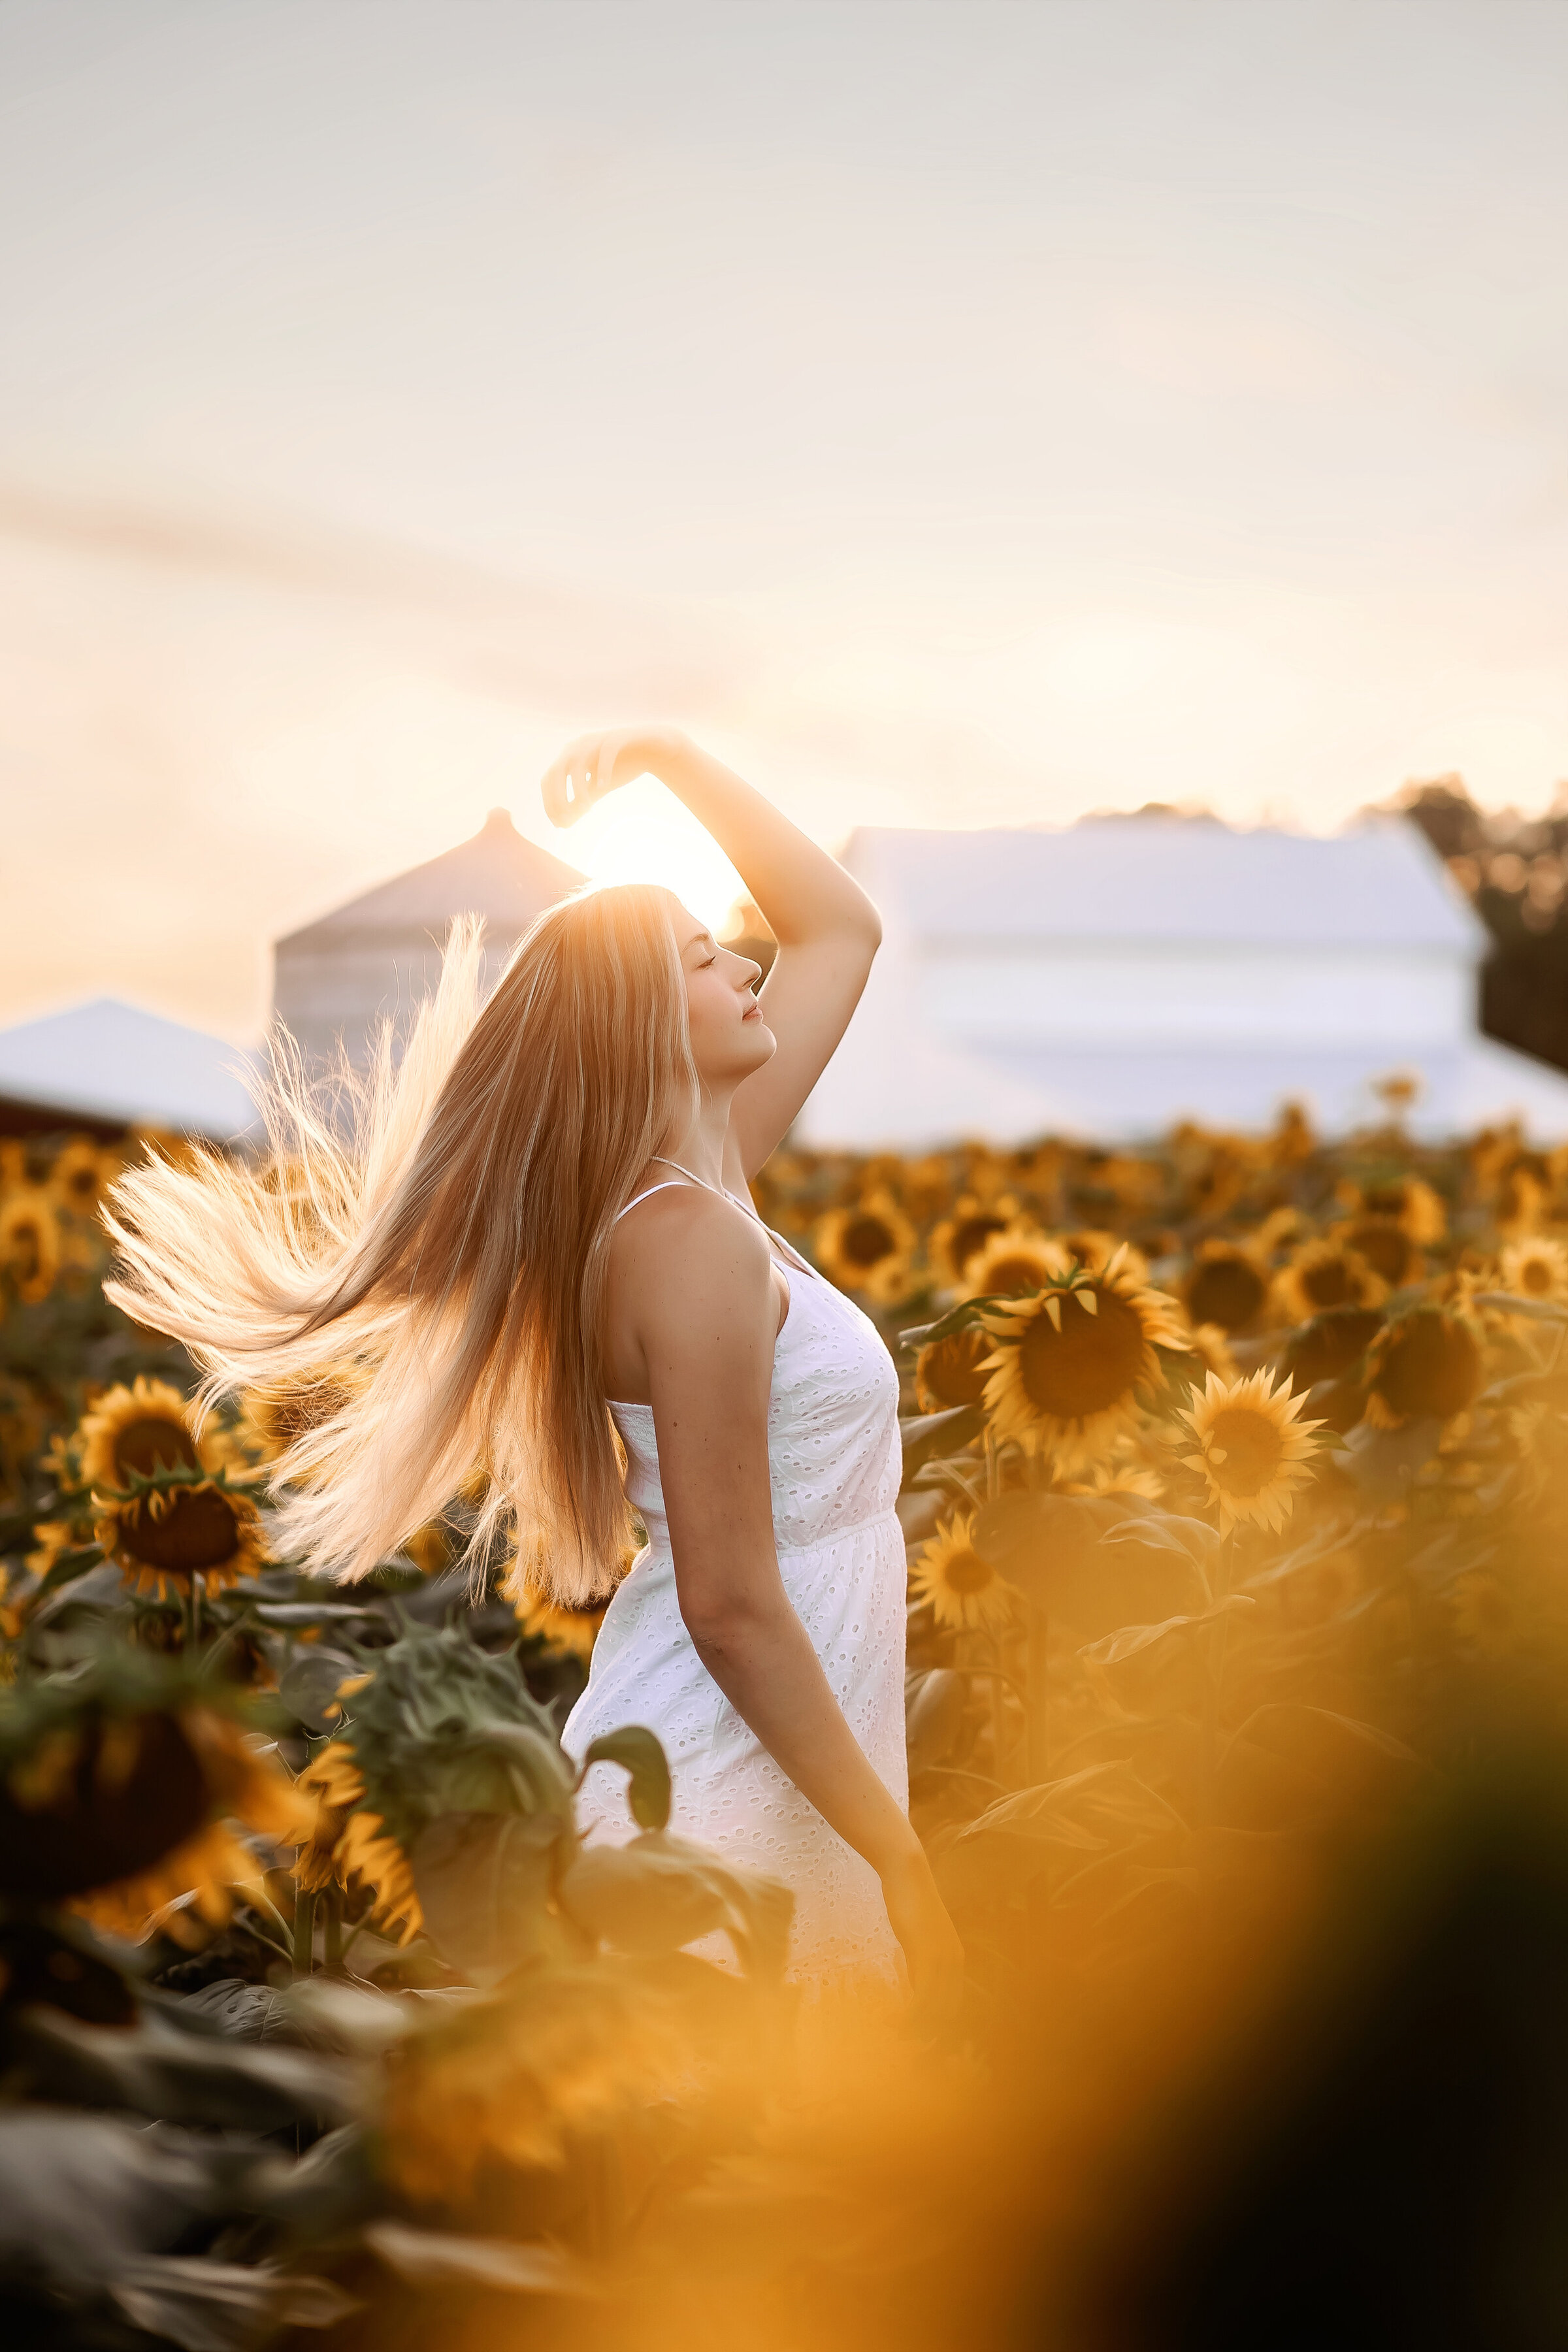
[561, 1186, 907, 1985]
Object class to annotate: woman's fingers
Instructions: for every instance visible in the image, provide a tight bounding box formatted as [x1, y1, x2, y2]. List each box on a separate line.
[540, 731, 642, 828]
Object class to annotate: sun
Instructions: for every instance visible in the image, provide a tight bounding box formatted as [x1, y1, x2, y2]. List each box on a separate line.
[565, 776, 747, 930]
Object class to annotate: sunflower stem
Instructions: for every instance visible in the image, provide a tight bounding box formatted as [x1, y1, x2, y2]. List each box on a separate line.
[1201, 1532, 1237, 1820]
[291, 1888, 317, 1978]
[321, 1887, 344, 1976]
[1026, 1606, 1051, 1784]
[988, 1641, 1012, 1788]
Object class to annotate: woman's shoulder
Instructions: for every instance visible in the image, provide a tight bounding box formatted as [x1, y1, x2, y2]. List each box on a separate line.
[612, 1179, 773, 1279]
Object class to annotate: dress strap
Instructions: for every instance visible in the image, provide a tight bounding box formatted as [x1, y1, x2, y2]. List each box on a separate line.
[612, 1181, 694, 1225]
[646, 1158, 814, 1279]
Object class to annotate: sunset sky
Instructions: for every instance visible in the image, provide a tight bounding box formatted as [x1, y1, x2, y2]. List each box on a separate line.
[4, 1, 1567, 1039]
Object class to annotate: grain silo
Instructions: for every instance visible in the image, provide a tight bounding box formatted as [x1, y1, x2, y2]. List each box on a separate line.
[272, 808, 585, 1070]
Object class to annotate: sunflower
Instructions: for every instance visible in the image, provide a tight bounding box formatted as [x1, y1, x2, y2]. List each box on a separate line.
[512, 1581, 608, 1663]
[1281, 1304, 1386, 1390]
[0, 1697, 310, 1945]
[812, 1191, 917, 1304]
[0, 1188, 61, 1305]
[1498, 1234, 1568, 1306]
[78, 1377, 214, 1491]
[48, 1137, 116, 1220]
[930, 1198, 1011, 1290]
[1266, 1102, 1316, 1166]
[1060, 1459, 1165, 1501]
[1271, 1238, 1388, 1326]
[94, 1484, 267, 1602]
[294, 1738, 423, 1944]
[1350, 1174, 1448, 1245]
[293, 1622, 577, 1951]
[908, 1512, 1019, 1633]
[1181, 1367, 1323, 1536]
[979, 1247, 1185, 1472]
[913, 1324, 995, 1413]
[1183, 1239, 1269, 1335]
[1331, 1215, 1423, 1289]
[237, 1360, 368, 1472]
[960, 1225, 1059, 1301]
[1364, 1305, 1483, 1429]
[897, 1153, 956, 1224]
[1056, 1228, 1151, 1284]
[1497, 1159, 1550, 1234]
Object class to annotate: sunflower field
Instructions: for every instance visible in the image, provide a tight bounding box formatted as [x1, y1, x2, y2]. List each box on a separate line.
[5, 1105, 1568, 2347]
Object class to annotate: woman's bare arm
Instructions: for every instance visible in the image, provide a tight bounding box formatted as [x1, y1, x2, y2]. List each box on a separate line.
[542, 728, 882, 1177]
[613, 1186, 961, 2007]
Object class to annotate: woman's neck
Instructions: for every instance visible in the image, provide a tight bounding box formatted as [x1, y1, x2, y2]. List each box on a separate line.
[657, 1091, 734, 1190]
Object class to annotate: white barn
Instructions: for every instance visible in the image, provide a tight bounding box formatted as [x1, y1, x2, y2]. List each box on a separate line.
[797, 816, 1568, 1147]
[0, 999, 262, 1143]
[273, 809, 585, 1071]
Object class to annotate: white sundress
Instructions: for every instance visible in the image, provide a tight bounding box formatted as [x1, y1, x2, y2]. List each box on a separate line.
[561, 1178, 908, 1984]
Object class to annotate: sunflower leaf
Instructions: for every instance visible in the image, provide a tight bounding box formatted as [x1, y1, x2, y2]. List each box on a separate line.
[906, 1669, 966, 1773]
[900, 1403, 985, 1482]
[1078, 1594, 1254, 1674]
[579, 1724, 672, 1830]
[0, 2109, 250, 2302]
[410, 1810, 563, 1982]
[4, 2004, 357, 2131]
[557, 1829, 792, 1976]
[1339, 1416, 1443, 1500]
[898, 1294, 1015, 1352]
[1472, 1290, 1568, 1323]
[110, 2255, 359, 2348]
[363, 2219, 599, 2296]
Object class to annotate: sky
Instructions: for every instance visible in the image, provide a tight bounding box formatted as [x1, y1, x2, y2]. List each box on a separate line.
[3, 0, 1568, 1039]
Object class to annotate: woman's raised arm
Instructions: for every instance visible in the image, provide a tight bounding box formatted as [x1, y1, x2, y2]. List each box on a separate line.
[541, 728, 881, 1175]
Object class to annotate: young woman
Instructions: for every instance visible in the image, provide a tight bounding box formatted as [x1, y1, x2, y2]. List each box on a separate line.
[106, 728, 961, 2006]
[545, 730, 961, 2002]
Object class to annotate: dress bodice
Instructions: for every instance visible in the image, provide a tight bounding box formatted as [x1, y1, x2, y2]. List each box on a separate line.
[608, 1239, 902, 1555]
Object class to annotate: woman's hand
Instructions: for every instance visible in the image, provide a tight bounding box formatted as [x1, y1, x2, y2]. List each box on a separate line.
[540, 727, 684, 828]
[879, 1842, 966, 2031]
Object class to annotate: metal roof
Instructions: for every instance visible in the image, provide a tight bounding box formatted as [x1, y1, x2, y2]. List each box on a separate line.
[276, 808, 585, 951]
[843, 816, 1484, 953]
[0, 1000, 261, 1141]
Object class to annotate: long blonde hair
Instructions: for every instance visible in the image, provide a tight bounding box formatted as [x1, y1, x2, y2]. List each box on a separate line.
[104, 885, 698, 1602]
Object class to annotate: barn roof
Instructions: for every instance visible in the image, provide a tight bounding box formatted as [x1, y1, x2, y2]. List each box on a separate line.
[276, 808, 585, 951]
[0, 1000, 261, 1141]
[843, 816, 1483, 953]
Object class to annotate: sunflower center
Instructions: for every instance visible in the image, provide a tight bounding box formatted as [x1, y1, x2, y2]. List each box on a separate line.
[1286, 1306, 1384, 1387]
[841, 1214, 897, 1269]
[917, 1328, 992, 1408]
[0, 1711, 208, 1901]
[118, 1486, 240, 1576]
[1523, 1258, 1552, 1295]
[1203, 1406, 1285, 1496]
[114, 1415, 201, 1479]
[941, 1544, 994, 1595]
[950, 1215, 1005, 1277]
[1017, 1286, 1147, 1420]
[1374, 1313, 1482, 1422]
[1188, 1256, 1266, 1332]
[1301, 1254, 1360, 1310]
[1345, 1218, 1414, 1285]
[8, 1226, 42, 1282]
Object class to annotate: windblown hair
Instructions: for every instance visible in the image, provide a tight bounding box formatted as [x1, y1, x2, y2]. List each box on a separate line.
[103, 887, 698, 1604]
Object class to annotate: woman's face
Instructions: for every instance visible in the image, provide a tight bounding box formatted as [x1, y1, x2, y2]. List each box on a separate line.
[678, 912, 775, 1087]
